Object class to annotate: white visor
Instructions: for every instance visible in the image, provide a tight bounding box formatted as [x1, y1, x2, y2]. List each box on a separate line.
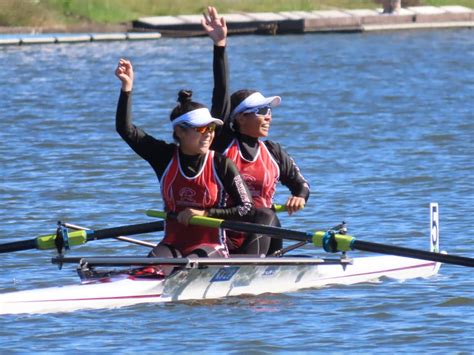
[172, 107, 223, 128]
[230, 92, 281, 119]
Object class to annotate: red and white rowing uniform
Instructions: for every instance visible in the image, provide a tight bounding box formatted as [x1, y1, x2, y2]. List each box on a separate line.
[224, 139, 280, 208]
[160, 149, 227, 256]
[223, 139, 280, 250]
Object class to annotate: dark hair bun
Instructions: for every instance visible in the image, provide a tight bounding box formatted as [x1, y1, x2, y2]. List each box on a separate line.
[177, 90, 193, 105]
[170, 90, 206, 122]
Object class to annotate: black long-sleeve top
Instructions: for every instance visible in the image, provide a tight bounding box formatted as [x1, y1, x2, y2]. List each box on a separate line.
[116, 90, 253, 219]
[210, 46, 311, 201]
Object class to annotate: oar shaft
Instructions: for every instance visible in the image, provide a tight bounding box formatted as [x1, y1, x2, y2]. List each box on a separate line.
[0, 239, 38, 253]
[353, 240, 474, 267]
[0, 221, 165, 253]
[86, 221, 164, 241]
[221, 220, 313, 242]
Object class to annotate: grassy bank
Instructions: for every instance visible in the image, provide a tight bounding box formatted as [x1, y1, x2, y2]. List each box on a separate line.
[1, 0, 473, 27]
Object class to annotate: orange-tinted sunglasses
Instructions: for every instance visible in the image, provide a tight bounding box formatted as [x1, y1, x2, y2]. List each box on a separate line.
[192, 123, 217, 134]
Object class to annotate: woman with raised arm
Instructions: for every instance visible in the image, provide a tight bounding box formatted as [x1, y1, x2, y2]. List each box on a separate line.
[202, 7, 310, 256]
[115, 58, 253, 267]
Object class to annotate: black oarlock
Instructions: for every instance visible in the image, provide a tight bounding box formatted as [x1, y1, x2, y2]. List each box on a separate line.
[54, 221, 71, 266]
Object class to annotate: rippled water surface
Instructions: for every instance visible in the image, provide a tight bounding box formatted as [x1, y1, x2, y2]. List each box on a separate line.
[0, 30, 473, 353]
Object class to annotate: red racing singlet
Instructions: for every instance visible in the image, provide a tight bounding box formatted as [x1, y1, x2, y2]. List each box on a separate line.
[224, 139, 280, 208]
[160, 149, 227, 256]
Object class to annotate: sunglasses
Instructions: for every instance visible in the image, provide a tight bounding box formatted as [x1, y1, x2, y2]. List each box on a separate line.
[243, 106, 272, 116]
[189, 123, 217, 134]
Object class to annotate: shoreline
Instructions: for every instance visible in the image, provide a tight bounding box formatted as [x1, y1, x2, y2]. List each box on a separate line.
[1, 6, 472, 46]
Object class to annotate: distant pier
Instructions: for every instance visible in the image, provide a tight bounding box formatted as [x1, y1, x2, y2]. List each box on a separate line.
[133, 6, 473, 36]
[1, 6, 472, 46]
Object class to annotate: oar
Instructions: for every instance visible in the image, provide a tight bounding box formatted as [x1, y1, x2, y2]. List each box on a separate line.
[146, 210, 474, 268]
[0, 221, 164, 254]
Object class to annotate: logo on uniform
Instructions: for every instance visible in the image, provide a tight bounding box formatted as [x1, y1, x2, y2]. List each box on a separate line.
[178, 187, 196, 203]
[242, 174, 259, 196]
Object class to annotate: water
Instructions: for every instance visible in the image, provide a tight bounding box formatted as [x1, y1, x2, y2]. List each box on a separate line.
[1, 30, 473, 352]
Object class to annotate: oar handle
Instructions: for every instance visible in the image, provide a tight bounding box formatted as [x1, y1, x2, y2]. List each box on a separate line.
[272, 204, 306, 213]
[272, 204, 286, 213]
[146, 210, 224, 228]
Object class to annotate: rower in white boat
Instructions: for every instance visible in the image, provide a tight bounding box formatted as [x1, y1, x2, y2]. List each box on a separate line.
[115, 58, 255, 273]
[202, 7, 310, 256]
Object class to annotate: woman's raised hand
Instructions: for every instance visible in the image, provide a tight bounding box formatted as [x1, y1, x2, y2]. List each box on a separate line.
[201, 6, 227, 47]
[115, 58, 134, 92]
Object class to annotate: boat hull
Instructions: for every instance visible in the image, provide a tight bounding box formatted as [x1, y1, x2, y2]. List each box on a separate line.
[0, 254, 440, 315]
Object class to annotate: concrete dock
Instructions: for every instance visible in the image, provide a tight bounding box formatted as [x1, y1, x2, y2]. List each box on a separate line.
[133, 6, 473, 36]
[0, 6, 472, 46]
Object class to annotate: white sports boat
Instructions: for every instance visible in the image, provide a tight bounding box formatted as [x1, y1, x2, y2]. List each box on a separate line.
[0, 202, 470, 315]
[0, 253, 441, 315]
